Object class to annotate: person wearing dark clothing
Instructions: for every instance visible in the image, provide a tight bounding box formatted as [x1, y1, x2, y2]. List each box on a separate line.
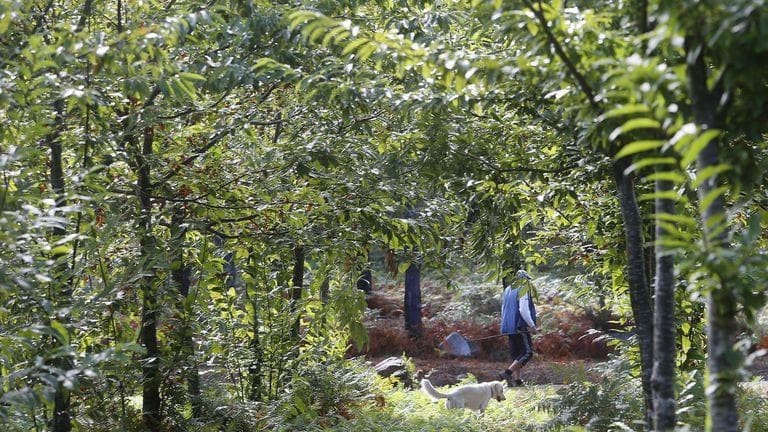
[499, 269, 538, 387]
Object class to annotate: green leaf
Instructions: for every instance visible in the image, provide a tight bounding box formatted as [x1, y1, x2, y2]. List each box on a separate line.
[657, 238, 693, 249]
[644, 171, 686, 183]
[421, 62, 433, 79]
[288, 11, 321, 29]
[700, 185, 729, 213]
[638, 190, 680, 202]
[397, 261, 411, 276]
[680, 129, 720, 168]
[322, 26, 350, 46]
[50, 320, 70, 344]
[609, 118, 661, 141]
[0, 11, 12, 34]
[624, 157, 677, 174]
[658, 221, 692, 240]
[692, 164, 730, 188]
[357, 41, 378, 60]
[681, 322, 691, 335]
[654, 213, 697, 228]
[744, 212, 762, 245]
[341, 38, 372, 56]
[598, 104, 651, 121]
[294, 395, 308, 413]
[51, 244, 70, 257]
[179, 72, 206, 82]
[614, 140, 665, 159]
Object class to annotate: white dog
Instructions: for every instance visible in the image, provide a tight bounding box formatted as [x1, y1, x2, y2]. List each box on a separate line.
[420, 379, 506, 413]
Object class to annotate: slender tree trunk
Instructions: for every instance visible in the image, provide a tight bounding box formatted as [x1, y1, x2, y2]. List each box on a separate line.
[248, 322, 262, 401]
[652, 177, 677, 431]
[137, 127, 161, 432]
[686, 35, 739, 432]
[698, 134, 739, 432]
[47, 98, 72, 432]
[357, 268, 372, 293]
[290, 244, 305, 340]
[246, 251, 263, 402]
[404, 263, 422, 337]
[170, 210, 202, 417]
[248, 298, 262, 401]
[357, 246, 372, 293]
[320, 276, 330, 305]
[524, 0, 656, 426]
[612, 158, 655, 429]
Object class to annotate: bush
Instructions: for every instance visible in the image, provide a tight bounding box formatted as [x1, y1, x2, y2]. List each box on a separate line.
[737, 384, 768, 431]
[675, 370, 706, 430]
[266, 357, 383, 430]
[539, 358, 644, 431]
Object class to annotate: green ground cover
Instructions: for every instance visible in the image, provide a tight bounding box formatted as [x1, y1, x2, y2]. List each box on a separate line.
[279, 379, 560, 432]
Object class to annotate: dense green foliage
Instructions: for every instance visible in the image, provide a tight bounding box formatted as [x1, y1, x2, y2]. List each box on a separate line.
[1, 0, 767, 431]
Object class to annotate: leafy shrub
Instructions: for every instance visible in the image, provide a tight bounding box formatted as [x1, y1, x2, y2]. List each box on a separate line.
[675, 370, 706, 430]
[539, 358, 644, 431]
[737, 383, 768, 431]
[199, 392, 265, 432]
[266, 357, 382, 430]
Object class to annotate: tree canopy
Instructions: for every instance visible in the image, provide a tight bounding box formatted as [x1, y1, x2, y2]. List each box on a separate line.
[1, 1, 767, 431]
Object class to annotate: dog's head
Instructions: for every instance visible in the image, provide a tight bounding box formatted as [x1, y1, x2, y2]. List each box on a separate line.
[492, 381, 506, 402]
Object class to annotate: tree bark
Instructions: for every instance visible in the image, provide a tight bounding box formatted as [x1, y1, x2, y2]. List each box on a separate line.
[519, 5, 656, 425]
[248, 307, 263, 401]
[612, 158, 655, 429]
[685, 35, 739, 432]
[404, 263, 422, 337]
[47, 98, 72, 432]
[357, 267, 372, 294]
[356, 246, 372, 293]
[248, 294, 262, 401]
[170, 210, 202, 418]
[290, 244, 305, 340]
[320, 276, 330, 305]
[245, 251, 263, 402]
[652, 177, 677, 431]
[137, 127, 161, 432]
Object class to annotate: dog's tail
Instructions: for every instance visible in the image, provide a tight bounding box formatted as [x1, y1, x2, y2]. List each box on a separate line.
[420, 379, 451, 401]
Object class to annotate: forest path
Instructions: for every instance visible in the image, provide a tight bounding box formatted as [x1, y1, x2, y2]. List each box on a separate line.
[408, 357, 601, 387]
[371, 355, 768, 388]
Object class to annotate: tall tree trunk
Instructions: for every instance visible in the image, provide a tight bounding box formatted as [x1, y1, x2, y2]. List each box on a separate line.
[652, 177, 677, 431]
[320, 276, 330, 305]
[248, 296, 262, 401]
[357, 245, 372, 293]
[137, 127, 161, 432]
[290, 244, 305, 340]
[247, 251, 263, 402]
[612, 158, 655, 429]
[404, 263, 422, 337]
[685, 36, 739, 432]
[47, 98, 72, 432]
[520, 5, 656, 424]
[357, 268, 372, 294]
[523, 0, 657, 426]
[170, 210, 202, 418]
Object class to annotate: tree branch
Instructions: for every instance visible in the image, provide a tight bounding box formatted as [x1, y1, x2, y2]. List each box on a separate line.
[523, 0, 600, 111]
[448, 146, 577, 175]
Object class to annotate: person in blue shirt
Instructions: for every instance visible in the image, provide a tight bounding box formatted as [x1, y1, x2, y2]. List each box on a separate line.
[498, 269, 538, 387]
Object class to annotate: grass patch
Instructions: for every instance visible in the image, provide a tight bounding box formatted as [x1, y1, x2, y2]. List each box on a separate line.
[284, 378, 559, 432]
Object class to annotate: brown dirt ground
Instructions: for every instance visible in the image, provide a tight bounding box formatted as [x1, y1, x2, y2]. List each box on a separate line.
[408, 357, 602, 387]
